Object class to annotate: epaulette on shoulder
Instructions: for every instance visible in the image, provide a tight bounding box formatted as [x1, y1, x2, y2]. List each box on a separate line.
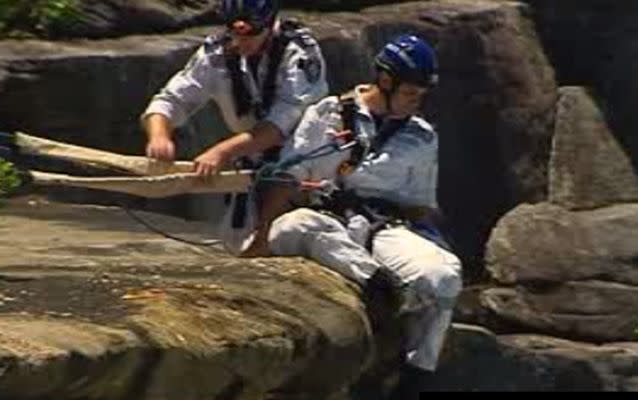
[203, 31, 231, 54]
[406, 117, 437, 144]
[339, 90, 356, 102]
[280, 19, 318, 48]
[315, 95, 341, 115]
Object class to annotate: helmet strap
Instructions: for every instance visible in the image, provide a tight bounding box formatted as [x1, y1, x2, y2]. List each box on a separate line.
[376, 72, 400, 116]
[255, 26, 275, 55]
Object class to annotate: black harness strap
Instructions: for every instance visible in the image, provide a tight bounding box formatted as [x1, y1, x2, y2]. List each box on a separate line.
[337, 94, 365, 174]
[325, 96, 423, 250]
[336, 94, 408, 176]
[260, 29, 289, 119]
[225, 53, 249, 117]
[225, 20, 314, 229]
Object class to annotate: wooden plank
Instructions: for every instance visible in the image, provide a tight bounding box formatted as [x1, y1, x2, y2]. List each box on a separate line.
[15, 132, 193, 175]
[30, 170, 254, 198]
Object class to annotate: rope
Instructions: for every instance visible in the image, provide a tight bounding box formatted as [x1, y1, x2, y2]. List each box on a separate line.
[252, 135, 357, 189]
[123, 206, 223, 247]
[119, 141, 351, 247]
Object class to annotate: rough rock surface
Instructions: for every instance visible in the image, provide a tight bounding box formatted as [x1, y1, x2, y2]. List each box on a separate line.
[433, 324, 638, 391]
[480, 202, 638, 342]
[549, 87, 638, 209]
[0, 197, 372, 399]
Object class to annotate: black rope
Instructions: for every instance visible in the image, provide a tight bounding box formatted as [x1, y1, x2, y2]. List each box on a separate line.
[255, 139, 352, 184]
[123, 206, 222, 247]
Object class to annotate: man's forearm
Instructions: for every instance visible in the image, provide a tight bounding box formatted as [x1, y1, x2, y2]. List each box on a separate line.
[214, 121, 284, 161]
[145, 113, 174, 140]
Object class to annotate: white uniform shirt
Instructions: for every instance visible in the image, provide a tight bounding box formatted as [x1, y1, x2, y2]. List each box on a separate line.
[142, 20, 329, 137]
[282, 84, 439, 209]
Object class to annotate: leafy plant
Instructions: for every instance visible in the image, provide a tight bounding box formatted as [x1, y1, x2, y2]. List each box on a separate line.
[0, 0, 83, 38]
[0, 158, 21, 198]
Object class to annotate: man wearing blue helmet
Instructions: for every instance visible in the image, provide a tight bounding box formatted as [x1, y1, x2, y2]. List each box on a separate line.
[140, 0, 328, 253]
[247, 34, 461, 398]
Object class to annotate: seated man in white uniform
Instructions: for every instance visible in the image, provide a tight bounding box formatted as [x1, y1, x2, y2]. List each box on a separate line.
[247, 35, 463, 399]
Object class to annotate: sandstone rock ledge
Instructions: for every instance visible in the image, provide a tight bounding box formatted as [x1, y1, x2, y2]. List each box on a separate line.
[0, 197, 372, 400]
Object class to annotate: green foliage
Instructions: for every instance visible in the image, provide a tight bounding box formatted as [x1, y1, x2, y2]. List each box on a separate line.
[0, 158, 21, 197]
[0, 0, 82, 38]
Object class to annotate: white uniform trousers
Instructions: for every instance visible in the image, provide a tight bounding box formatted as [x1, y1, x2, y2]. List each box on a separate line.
[268, 208, 462, 371]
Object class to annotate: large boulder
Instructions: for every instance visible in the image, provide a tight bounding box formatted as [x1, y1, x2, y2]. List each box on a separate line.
[549, 87, 638, 210]
[0, 197, 372, 399]
[56, 0, 219, 38]
[481, 202, 638, 342]
[435, 324, 638, 391]
[0, 1, 558, 281]
[0, 34, 206, 155]
[29, 0, 420, 39]
[487, 203, 638, 286]
[424, 1, 556, 279]
[474, 82, 638, 342]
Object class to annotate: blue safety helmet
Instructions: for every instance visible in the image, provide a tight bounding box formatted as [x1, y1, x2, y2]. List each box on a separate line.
[221, 0, 279, 34]
[375, 34, 439, 88]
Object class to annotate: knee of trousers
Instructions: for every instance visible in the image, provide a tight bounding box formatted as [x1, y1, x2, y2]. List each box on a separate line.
[268, 208, 344, 255]
[413, 251, 463, 306]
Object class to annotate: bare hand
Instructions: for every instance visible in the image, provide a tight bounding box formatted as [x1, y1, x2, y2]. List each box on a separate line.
[146, 137, 176, 161]
[193, 147, 228, 176]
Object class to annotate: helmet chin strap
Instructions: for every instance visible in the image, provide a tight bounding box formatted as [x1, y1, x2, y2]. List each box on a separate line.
[254, 18, 277, 56]
[382, 89, 393, 116]
[378, 74, 400, 116]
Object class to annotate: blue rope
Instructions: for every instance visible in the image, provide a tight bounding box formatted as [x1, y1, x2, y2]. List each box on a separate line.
[253, 139, 353, 189]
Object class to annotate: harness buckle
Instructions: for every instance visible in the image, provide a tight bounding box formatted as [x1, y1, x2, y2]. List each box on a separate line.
[300, 179, 338, 196]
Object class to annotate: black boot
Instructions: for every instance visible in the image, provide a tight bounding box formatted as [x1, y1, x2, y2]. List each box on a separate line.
[362, 268, 405, 332]
[363, 268, 404, 308]
[387, 364, 433, 400]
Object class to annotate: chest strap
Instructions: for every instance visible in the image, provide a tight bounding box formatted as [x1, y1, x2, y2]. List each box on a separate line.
[337, 94, 365, 176]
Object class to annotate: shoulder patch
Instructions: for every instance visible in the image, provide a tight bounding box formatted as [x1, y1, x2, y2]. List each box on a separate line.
[404, 117, 437, 144]
[203, 32, 230, 54]
[314, 96, 341, 115]
[293, 30, 319, 48]
[281, 19, 319, 49]
[202, 33, 230, 68]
